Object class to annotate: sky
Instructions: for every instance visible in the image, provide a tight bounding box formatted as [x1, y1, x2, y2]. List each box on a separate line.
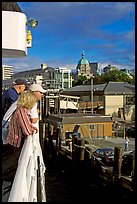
[2, 2, 135, 74]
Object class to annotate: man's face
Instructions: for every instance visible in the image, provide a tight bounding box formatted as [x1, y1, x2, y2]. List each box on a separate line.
[18, 84, 26, 93]
[34, 91, 43, 101]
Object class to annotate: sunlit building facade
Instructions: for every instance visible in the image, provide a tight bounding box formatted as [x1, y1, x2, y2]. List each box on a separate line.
[2, 64, 13, 80]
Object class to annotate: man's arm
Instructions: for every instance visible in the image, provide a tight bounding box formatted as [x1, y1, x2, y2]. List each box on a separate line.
[29, 103, 39, 124]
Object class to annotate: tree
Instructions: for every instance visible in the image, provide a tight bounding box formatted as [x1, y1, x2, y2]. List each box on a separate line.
[72, 75, 88, 86]
[72, 69, 135, 87]
[100, 69, 135, 84]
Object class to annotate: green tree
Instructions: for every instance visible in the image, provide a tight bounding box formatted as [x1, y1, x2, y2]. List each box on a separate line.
[72, 69, 135, 87]
[100, 69, 135, 84]
[72, 74, 88, 86]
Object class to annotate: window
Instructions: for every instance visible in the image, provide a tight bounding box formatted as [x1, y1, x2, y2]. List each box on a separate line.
[64, 73, 68, 78]
[89, 124, 95, 130]
[126, 96, 135, 105]
[64, 82, 68, 88]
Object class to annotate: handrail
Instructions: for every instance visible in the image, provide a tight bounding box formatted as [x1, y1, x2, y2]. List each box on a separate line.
[8, 130, 46, 202]
[79, 101, 104, 109]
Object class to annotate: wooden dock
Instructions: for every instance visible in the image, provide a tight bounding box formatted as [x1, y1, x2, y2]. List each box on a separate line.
[39, 120, 135, 193]
[50, 137, 135, 192]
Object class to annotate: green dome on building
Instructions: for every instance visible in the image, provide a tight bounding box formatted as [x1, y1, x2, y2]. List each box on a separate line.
[78, 51, 89, 65]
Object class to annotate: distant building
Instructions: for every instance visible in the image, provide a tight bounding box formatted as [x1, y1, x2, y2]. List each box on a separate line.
[2, 63, 73, 91]
[45, 113, 113, 140]
[89, 62, 99, 75]
[62, 81, 135, 121]
[2, 78, 15, 90]
[76, 51, 91, 79]
[54, 67, 72, 89]
[12, 64, 50, 85]
[120, 68, 135, 79]
[129, 69, 135, 75]
[76, 51, 99, 79]
[103, 64, 118, 73]
[2, 64, 13, 80]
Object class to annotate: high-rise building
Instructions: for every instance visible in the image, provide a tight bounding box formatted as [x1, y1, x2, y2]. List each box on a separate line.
[54, 67, 72, 89]
[2, 64, 13, 80]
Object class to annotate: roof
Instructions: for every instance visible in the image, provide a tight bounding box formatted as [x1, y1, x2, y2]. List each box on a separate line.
[63, 82, 135, 96]
[78, 51, 89, 65]
[112, 117, 126, 123]
[14, 69, 42, 76]
[13, 67, 55, 76]
[45, 113, 112, 124]
[2, 2, 22, 12]
[104, 82, 135, 95]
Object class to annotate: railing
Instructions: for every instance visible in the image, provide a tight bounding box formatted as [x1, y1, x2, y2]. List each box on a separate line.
[79, 101, 104, 109]
[8, 127, 46, 202]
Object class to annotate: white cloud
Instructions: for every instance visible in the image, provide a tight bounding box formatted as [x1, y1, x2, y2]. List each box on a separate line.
[125, 31, 135, 40]
[114, 2, 134, 13]
[3, 2, 134, 74]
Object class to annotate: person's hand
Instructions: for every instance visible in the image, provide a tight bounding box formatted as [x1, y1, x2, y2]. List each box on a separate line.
[32, 126, 38, 134]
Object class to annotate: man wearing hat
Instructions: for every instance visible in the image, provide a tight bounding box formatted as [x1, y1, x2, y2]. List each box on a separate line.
[2, 83, 46, 145]
[2, 83, 46, 124]
[2, 79, 27, 118]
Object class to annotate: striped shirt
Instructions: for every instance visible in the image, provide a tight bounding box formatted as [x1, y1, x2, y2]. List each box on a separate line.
[6, 107, 34, 147]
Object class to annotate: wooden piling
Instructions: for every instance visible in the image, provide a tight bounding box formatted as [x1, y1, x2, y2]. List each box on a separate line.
[84, 146, 93, 160]
[72, 136, 78, 161]
[131, 150, 135, 191]
[39, 121, 46, 155]
[78, 139, 85, 161]
[113, 146, 123, 182]
[72, 137, 85, 161]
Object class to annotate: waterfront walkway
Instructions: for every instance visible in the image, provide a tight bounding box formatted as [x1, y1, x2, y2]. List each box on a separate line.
[84, 136, 135, 153]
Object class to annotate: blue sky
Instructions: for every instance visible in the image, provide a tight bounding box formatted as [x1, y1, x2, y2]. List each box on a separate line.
[2, 2, 135, 73]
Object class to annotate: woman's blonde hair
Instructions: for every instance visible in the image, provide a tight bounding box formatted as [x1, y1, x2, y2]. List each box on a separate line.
[17, 90, 37, 109]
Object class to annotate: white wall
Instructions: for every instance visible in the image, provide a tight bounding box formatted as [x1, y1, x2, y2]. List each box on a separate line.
[105, 95, 123, 115]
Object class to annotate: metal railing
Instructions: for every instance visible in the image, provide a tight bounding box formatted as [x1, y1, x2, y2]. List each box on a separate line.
[8, 127, 46, 202]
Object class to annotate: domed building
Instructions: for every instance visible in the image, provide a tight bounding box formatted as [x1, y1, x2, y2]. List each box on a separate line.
[76, 51, 92, 79]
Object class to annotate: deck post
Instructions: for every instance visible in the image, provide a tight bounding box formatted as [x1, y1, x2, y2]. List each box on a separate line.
[39, 121, 45, 155]
[113, 146, 123, 182]
[131, 150, 135, 191]
[72, 134, 78, 161]
[78, 139, 85, 161]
